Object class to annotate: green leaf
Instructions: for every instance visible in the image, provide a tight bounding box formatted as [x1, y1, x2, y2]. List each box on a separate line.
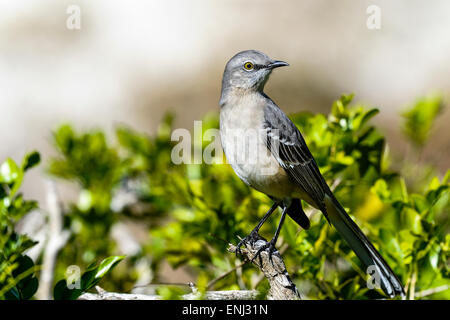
[94, 255, 125, 279]
[0, 158, 20, 184]
[411, 194, 428, 214]
[442, 170, 450, 185]
[331, 94, 354, 117]
[4, 287, 21, 300]
[379, 228, 403, 261]
[354, 108, 379, 130]
[428, 243, 440, 271]
[402, 208, 423, 234]
[401, 94, 443, 147]
[53, 256, 125, 300]
[2, 255, 39, 300]
[53, 279, 82, 300]
[22, 151, 41, 171]
[371, 179, 391, 202]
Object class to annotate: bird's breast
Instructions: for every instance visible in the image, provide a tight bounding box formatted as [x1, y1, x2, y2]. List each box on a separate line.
[219, 98, 294, 199]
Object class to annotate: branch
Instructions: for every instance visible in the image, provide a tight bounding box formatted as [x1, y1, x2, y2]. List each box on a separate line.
[415, 284, 450, 298]
[78, 235, 301, 300]
[36, 181, 71, 300]
[408, 266, 418, 300]
[78, 286, 258, 300]
[207, 261, 247, 290]
[227, 236, 301, 300]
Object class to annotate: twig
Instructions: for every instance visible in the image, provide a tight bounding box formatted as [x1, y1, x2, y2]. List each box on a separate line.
[207, 261, 247, 290]
[415, 284, 450, 298]
[228, 236, 301, 300]
[409, 266, 417, 300]
[36, 181, 71, 300]
[330, 178, 342, 191]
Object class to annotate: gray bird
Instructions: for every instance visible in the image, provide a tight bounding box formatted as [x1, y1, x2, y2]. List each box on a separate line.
[219, 50, 404, 298]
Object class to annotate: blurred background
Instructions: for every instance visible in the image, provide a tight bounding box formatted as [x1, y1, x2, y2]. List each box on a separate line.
[1, 0, 449, 300]
[1, 0, 449, 208]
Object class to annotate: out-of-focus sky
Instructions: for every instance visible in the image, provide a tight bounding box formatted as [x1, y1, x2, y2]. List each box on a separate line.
[1, 0, 449, 207]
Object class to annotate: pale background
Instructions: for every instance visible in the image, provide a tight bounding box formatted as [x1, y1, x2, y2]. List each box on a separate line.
[1, 0, 449, 209]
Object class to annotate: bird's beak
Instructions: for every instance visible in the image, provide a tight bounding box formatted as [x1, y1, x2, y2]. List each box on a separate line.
[267, 60, 289, 69]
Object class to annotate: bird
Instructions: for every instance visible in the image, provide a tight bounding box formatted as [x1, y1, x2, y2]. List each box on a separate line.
[218, 50, 405, 298]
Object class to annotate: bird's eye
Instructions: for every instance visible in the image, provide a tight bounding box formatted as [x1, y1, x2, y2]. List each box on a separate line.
[243, 62, 254, 71]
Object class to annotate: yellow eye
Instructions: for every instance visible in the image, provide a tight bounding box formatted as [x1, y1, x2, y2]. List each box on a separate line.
[244, 62, 254, 70]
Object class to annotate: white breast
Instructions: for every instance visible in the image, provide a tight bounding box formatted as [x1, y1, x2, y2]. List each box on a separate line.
[219, 94, 294, 199]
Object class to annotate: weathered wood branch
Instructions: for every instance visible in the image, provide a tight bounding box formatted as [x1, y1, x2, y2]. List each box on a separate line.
[78, 236, 300, 300]
[227, 236, 301, 300]
[78, 286, 258, 300]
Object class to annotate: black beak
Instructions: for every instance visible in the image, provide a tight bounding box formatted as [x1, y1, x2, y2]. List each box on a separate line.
[267, 60, 289, 69]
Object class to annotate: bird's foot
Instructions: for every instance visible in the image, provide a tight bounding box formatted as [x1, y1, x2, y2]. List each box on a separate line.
[251, 238, 278, 266]
[235, 231, 262, 257]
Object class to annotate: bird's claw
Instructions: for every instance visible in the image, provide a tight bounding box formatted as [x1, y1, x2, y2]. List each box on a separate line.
[235, 232, 278, 266]
[235, 231, 260, 257]
[251, 239, 277, 266]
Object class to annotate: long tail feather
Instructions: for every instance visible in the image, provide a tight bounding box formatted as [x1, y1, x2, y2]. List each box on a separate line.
[324, 194, 405, 298]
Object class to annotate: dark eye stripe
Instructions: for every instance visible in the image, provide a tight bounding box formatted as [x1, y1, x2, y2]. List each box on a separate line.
[242, 62, 267, 71]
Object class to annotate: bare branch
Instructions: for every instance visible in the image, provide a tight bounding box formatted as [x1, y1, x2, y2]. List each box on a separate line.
[77, 286, 258, 300]
[408, 267, 418, 300]
[415, 284, 450, 298]
[36, 181, 70, 300]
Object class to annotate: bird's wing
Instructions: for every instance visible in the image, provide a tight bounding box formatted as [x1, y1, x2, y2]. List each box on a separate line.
[263, 99, 405, 297]
[263, 100, 330, 213]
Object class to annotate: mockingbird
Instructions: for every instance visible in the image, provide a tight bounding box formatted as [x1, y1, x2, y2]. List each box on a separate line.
[219, 50, 404, 298]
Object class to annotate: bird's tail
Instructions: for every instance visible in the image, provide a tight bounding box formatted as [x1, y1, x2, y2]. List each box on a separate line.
[324, 194, 405, 298]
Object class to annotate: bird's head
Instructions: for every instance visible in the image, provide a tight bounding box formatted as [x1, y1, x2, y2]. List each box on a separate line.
[221, 50, 289, 94]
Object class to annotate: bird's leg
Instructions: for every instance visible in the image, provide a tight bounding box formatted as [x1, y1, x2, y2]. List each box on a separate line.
[251, 205, 287, 265]
[235, 201, 280, 256]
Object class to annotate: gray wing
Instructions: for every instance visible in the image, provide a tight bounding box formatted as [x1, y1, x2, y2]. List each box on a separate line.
[263, 100, 331, 213]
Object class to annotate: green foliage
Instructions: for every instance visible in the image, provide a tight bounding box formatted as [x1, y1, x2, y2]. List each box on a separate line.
[54, 255, 124, 300]
[47, 125, 127, 292]
[0, 152, 40, 300]
[143, 94, 447, 299]
[401, 94, 443, 148]
[0, 153, 124, 300]
[371, 173, 449, 298]
[49, 124, 122, 212]
[6, 94, 446, 300]
[46, 116, 182, 293]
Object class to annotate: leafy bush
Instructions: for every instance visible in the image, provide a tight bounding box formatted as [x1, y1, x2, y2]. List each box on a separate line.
[1, 94, 448, 300]
[0, 152, 41, 299]
[143, 94, 448, 299]
[0, 152, 124, 300]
